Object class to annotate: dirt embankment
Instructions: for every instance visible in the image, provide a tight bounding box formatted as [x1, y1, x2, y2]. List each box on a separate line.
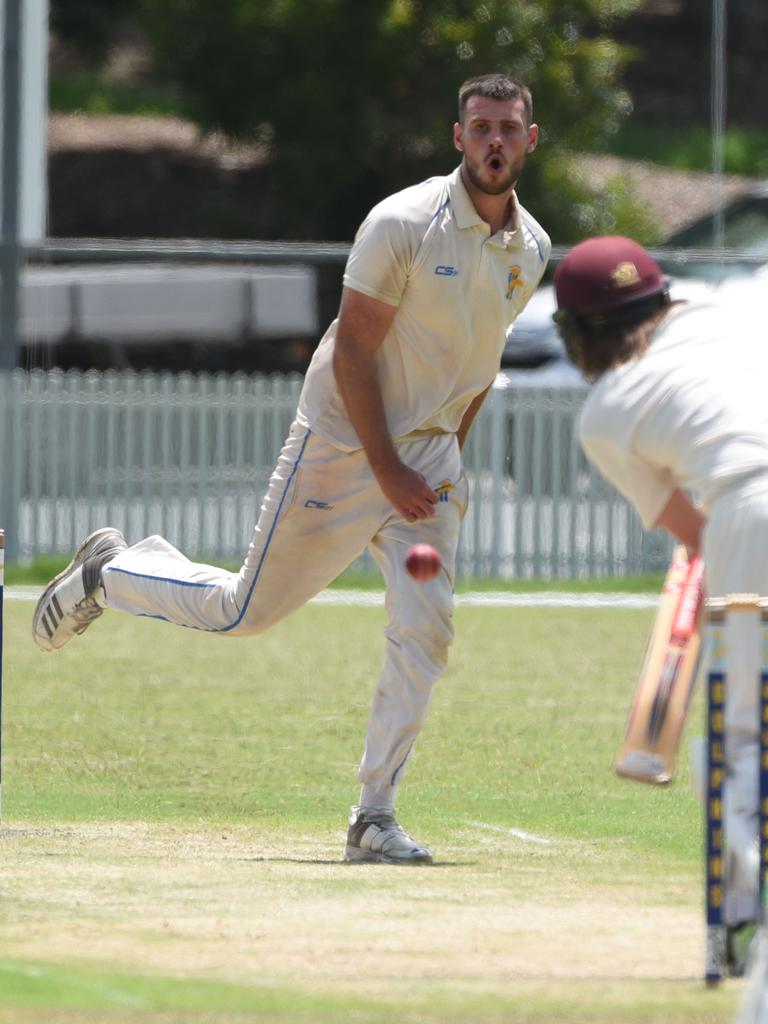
[47, 113, 758, 241]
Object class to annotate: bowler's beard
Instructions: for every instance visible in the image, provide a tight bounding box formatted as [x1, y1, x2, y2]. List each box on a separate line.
[464, 154, 522, 196]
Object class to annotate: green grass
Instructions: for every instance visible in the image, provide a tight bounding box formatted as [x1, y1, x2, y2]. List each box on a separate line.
[5, 553, 666, 593]
[0, 960, 737, 1023]
[0, 600, 742, 1022]
[5, 604, 682, 843]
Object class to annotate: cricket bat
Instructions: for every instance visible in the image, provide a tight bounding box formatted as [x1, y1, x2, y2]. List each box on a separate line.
[615, 546, 705, 785]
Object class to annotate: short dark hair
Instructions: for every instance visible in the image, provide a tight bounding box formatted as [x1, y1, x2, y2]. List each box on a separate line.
[458, 74, 533, 126]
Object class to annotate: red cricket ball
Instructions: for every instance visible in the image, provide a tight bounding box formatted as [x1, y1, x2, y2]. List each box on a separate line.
[405, 543, 442, 582]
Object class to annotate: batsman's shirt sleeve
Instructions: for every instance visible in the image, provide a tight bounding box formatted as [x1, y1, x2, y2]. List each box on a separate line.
[579, 396, 677, 531]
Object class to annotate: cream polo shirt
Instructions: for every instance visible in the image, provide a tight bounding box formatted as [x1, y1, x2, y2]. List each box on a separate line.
[578, 300, 768, 528]
[296, 165, 550, 451]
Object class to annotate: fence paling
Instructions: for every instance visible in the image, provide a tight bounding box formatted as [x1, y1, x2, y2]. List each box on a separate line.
[8, 369, 672, 578]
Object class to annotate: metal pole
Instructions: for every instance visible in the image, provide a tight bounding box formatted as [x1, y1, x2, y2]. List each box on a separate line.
[0, 0, 23, 566]
[711, 0, 727, 252]
[0, 530, 4, 820]
[0, 0, 22, 370]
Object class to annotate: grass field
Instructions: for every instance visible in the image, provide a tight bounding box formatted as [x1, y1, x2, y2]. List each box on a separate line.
[4, 556, 669, 593]
[0, 594, 743, 1023]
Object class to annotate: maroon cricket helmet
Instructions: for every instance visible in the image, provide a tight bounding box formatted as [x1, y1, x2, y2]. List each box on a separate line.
[554, 236, 667, 318]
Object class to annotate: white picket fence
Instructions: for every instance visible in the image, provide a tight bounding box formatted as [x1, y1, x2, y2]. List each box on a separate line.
[0, 369, 672, 578]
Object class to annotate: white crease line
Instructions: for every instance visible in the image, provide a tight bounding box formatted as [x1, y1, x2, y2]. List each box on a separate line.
[466, 820, 555, 846]
[5, 586, 658, 609]
[310, 590, 658, 609]
[311, 589, 385, 606]
[455, 592, 658, 609]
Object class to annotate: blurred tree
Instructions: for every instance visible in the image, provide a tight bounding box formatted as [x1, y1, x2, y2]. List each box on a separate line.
[51, 0, 144, 62]
[136, 0, 649, 241]
[51, 0, 654, 242]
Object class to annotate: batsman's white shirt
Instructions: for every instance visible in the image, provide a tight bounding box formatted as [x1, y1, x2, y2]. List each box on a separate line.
[103, 167, 549, 804]
[579, 300, 768, 527]
[579, 298, 768, 924]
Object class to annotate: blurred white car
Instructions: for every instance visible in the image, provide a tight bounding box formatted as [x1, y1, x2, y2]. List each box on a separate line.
[496, 275, 713, 390]
[498, 182, 768, 388]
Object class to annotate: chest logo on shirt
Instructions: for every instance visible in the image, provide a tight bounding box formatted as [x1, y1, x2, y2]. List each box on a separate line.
[506, 266, 525, 299]
[434, 265, 459, 276]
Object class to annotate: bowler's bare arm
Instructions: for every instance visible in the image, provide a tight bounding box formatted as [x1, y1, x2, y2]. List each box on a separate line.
[333, 287, 438, 521]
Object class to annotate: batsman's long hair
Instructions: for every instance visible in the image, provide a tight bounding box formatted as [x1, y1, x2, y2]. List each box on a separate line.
[556, 295, 675, 381]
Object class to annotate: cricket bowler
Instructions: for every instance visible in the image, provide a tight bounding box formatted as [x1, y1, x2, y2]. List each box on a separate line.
[31, 74, 550, 865]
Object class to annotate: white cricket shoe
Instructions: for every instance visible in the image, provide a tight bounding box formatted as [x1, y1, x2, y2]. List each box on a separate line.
[344, 807, 433, 864]
[32, 528, 127, 652]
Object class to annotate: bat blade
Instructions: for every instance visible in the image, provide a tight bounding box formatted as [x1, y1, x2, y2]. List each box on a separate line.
[615, 547, 705, 785]
[645, 649, 684, 745]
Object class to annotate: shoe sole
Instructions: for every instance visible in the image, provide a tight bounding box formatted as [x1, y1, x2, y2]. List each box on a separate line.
[32, 527, 124, 651]
[343, 845, 433, 865]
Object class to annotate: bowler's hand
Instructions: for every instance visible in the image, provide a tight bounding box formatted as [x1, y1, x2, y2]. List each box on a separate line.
[376, 461, 438, 521]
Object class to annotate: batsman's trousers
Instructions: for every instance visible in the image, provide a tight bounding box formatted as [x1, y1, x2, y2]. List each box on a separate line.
[102, 421, 468, 799]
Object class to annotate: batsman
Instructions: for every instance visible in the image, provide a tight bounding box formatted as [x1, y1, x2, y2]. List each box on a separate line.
[553, 235, 768, 975]
[31, 74, 550, 865]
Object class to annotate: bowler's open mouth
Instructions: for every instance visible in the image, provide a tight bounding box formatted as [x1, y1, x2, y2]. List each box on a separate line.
[487, 154, 503, 171]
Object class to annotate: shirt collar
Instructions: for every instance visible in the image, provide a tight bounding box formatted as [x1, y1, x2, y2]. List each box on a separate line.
[447, 166, 486, 229]
[448, 165, 522, 247]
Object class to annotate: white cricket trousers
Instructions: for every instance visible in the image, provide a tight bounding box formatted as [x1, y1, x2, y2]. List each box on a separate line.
[699, 473, 768, 925]
[102, 421, 468, 803]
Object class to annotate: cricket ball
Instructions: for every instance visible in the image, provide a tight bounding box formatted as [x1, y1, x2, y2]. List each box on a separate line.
[405, 543, 441, 582]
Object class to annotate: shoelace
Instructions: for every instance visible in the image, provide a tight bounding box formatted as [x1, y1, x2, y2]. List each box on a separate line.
[363, 814, 403, 832]
[364, 817, 416, 851]
[70, 597, 103, 634]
